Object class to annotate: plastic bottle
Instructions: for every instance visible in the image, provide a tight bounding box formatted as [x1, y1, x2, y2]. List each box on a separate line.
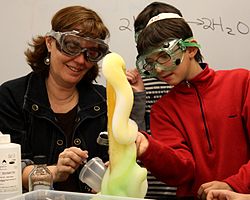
[0, 133, 22, 199]
[28, 155, 53, 191]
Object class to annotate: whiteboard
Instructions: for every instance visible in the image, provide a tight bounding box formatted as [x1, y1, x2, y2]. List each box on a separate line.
[0, 0, 249, 85]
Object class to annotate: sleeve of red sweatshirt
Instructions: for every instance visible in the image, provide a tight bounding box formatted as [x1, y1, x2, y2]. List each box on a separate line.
[138, 102, 196, 186]
[139, 133, 195, 186]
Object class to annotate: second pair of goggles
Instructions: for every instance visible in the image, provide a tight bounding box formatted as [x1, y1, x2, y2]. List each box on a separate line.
[136, 37, 200, 77]
[47, 30, 109, 62]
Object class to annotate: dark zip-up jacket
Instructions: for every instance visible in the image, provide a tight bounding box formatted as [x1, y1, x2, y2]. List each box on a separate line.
[0, 72, 108, 191]
[139, 64, 250, 197]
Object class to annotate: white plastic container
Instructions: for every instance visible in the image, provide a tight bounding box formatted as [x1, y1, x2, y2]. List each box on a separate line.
[0, 133, 22, 199]
[6, 189, 149, 200]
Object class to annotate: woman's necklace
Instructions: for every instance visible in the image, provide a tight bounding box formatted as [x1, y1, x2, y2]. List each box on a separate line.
[46, 80, 79, 113]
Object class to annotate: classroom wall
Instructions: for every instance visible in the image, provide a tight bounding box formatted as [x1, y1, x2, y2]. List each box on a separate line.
[0, 0, 249, 85]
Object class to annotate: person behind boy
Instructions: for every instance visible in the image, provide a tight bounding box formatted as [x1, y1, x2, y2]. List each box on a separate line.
[127, 69, 176, 198]
[143, 76, 176, 199]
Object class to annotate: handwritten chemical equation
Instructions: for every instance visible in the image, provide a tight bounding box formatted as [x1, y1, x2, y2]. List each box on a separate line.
[187, 17, 249, 36]
[119, 16, 249, 36]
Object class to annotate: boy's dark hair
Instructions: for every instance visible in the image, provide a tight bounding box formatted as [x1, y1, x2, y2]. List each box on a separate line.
[134, 2, 203, 62]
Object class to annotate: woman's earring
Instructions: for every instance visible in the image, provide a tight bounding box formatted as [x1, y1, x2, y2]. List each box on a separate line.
[44, 55, 50, 66]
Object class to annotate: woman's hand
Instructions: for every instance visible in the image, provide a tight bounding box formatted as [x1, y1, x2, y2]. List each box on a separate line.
[126, 68, 145, 92]
[51, 147, 88, 182]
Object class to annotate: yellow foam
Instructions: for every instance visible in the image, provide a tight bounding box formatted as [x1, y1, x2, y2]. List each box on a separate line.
[101, 52, 148, 198]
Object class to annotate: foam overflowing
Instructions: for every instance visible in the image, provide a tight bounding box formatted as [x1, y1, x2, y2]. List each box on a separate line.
[101, 52, 148, 198]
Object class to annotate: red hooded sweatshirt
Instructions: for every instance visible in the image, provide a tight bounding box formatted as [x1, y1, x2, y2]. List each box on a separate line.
[139, 64, 250, 197]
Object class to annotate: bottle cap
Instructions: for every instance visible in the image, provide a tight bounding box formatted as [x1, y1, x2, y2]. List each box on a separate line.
[0, 132, 11, 144]
[97, 131, 109, 146]
[33, 155, 47, 164]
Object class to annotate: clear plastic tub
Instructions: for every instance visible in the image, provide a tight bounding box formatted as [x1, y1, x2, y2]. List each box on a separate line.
[6, 189, 148, 200]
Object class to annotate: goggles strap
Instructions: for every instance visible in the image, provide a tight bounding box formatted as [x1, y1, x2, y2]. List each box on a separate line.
[181, 37, 201, 49]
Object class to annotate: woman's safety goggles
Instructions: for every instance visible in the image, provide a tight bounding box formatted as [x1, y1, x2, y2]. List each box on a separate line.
[136, 38, 200, 77]
[47, 30, 109, 62]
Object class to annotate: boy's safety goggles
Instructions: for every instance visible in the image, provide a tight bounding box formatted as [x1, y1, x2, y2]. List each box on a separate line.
[47, 30, 109, 62]
[136, 37, 200, 77]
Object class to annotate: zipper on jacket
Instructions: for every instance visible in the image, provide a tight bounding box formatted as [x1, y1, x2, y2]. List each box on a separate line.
[186, 81, 212, 151]
[185, 80, 191, 88]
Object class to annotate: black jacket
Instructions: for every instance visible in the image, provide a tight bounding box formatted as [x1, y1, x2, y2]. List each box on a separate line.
[0, 72, 108, 192]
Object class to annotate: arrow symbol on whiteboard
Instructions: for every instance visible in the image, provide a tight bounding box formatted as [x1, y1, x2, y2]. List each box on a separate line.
[187, 18, 204, 26]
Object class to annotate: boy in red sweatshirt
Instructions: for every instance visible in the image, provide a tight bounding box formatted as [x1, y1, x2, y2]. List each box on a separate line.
[130, 2, 250, 199]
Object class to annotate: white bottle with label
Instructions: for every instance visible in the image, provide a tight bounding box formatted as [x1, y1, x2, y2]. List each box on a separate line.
[0, 133, 22, 199]
[28, 155, 53, 191]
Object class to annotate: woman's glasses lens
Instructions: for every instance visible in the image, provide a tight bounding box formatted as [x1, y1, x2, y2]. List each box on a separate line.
[54, 33, 108, 62]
